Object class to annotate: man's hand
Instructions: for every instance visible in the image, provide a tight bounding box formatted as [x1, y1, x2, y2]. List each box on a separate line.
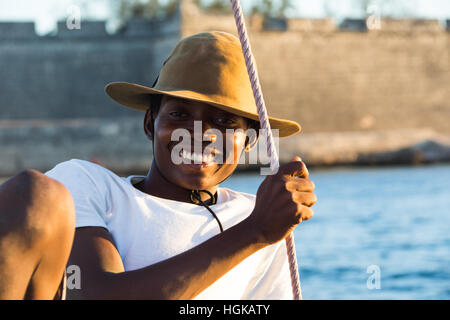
[245, 156, 316, 246]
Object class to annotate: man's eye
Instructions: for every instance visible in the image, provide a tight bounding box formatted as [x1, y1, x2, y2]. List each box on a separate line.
[216, 117, 236, 125]
[169, 111, 187, 118]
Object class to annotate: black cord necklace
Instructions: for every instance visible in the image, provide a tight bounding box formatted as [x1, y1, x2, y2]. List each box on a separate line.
[189, 189, 224, 233]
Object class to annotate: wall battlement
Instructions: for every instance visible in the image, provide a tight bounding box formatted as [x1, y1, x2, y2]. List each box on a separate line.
[0, 15, 180, 40]
[0, 22, 37, 39]
[0, 2, 447, 41]
[180, 0, 448, 34]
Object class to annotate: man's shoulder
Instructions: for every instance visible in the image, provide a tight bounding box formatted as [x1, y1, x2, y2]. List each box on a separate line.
[50, 159, 114, 174]
[46, 158, 122, 186]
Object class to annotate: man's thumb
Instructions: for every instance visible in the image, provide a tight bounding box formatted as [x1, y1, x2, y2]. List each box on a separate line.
[289, 156, 308, 178]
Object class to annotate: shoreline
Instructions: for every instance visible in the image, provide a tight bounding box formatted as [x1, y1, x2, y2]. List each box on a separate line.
[0, 118, 449, 177]
[2, 163, 449, 184]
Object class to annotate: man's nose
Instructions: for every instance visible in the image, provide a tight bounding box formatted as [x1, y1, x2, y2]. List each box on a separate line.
[203, 123, 217, 143]
[189, 120, 217, 143]
[204, 132, 217, 143]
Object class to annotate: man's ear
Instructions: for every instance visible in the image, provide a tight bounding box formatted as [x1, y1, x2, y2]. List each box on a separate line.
[143, 108, 154, 141]
[245, 135, 259, 152]
[244, 121, 260, 152]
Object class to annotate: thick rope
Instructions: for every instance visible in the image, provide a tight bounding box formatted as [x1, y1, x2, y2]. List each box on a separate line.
[229, 0, 302, 300]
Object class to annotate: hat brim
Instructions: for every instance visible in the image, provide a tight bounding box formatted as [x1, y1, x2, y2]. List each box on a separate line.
[105, 82, 301, 137]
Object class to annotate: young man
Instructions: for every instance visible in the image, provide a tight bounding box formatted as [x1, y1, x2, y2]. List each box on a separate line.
[0, 31, 316, 299]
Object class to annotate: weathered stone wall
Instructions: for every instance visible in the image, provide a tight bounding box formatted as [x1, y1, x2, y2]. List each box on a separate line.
[0, 12, 180, 175]
[181, 0, 450, 134]
[0, 16, 179, 119]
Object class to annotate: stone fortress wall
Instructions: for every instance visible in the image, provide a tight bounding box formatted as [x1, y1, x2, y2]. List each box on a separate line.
[0, 9, 180, 175]
[181, 0, 450, 134]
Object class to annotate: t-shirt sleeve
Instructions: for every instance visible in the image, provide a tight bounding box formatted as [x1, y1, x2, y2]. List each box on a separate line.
[45, 160, 110, 230]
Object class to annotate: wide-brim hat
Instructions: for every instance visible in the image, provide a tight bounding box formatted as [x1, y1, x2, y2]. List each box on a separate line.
[105, 31, 301, 137]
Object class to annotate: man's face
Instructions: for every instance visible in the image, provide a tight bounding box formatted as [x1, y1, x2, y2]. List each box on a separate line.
[146, 95, 253, 191]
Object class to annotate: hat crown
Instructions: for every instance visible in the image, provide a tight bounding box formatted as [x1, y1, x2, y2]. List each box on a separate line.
[155, 31, 257, 114]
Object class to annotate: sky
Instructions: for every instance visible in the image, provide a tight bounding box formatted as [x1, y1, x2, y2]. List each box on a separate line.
[0, 0, 449, 34]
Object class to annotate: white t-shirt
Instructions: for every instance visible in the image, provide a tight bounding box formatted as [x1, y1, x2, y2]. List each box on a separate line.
[46, 159, 293, 299]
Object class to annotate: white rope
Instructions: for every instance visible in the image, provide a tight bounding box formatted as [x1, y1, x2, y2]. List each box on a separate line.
[229, 0, 302, 300]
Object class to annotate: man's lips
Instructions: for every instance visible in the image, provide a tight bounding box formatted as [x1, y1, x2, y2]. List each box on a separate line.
[168, 141, 223, 167]
[179, 148, 216, 166]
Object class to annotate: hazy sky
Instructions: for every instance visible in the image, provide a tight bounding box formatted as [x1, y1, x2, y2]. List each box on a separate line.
[1, 0, 449, 34]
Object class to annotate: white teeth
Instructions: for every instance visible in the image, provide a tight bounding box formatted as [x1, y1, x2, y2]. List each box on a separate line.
[193, 153, 202, 163]
[204, 154, 213, 162]
[179, 149, 214, 164]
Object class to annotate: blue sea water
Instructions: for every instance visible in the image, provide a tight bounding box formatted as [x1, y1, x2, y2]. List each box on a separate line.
[221, 164, 450, 300]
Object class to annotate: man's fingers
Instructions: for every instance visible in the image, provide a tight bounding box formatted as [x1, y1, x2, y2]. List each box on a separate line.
[299, 206, 314, 221]
[293, 192, 317, 207]
[285, 179, 315, 193]
[278, 159, 309, 179]
[293, 205, 314, 224]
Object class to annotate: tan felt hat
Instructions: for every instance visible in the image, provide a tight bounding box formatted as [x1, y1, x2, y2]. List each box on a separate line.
[105, 31, 301, 137]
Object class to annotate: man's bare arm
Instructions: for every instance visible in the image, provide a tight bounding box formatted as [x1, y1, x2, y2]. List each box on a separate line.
[67, 221, 263, 300]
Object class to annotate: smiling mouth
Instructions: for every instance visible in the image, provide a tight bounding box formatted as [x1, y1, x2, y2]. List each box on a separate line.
[178, 148, 218, 168]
